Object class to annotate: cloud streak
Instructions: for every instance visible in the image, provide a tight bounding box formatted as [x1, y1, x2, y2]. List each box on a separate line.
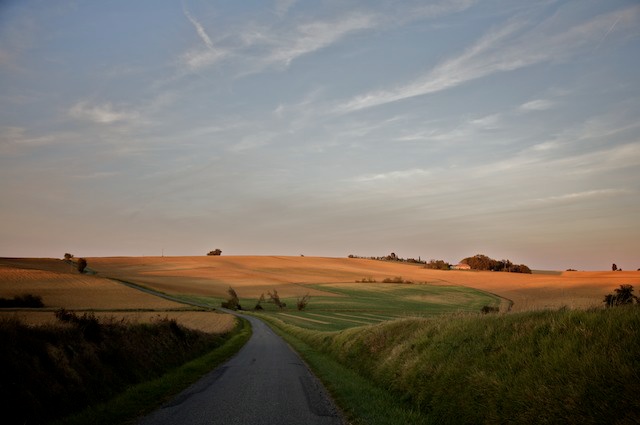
[337, 5, 640, 112]
[69, 102, 137, 124]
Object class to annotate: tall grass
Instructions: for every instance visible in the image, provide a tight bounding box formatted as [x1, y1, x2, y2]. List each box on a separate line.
[268, 307, 640, 424]
[0, 313, 242, 425]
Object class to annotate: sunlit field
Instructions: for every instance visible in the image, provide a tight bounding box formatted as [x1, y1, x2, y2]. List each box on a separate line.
[88, 255, 639, 313]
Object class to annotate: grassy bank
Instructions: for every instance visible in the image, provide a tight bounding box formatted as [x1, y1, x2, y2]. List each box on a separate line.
[0, 312, 249, 425]
[265, 307, 640, 424]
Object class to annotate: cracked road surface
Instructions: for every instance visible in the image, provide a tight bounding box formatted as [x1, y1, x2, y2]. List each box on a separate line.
[137, 314, 345, 425]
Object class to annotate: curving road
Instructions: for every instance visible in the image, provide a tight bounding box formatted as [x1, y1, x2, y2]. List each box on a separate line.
[137, 314, 345, 425]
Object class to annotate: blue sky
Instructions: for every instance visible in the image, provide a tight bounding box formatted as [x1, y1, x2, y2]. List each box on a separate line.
[1, 0, 639, 270]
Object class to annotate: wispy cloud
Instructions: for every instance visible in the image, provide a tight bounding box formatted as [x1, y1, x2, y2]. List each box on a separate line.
[274, 0, 297, 17]
[261, 13, 377, 69]
[69, 102, 137, 124]
[181, 5, 225, 70]
[519, 99, 555, 111]
[525, 188, 631, 205]
[337, 4, 640, 112]
[354, 168, 431, 183]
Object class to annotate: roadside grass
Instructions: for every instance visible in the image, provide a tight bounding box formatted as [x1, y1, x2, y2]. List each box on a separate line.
[56, 316, 251, 425]
[266, 306, 640, 424]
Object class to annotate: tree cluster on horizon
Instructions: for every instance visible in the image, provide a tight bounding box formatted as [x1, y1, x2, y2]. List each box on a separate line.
[460, 254, 531, 274]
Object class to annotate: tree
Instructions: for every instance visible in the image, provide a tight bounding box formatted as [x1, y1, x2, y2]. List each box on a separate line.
[207, 249, 222, 256]
[64, 253, 74, 260]
[77, 258, 87, 273]
[612, 263, 618, 271]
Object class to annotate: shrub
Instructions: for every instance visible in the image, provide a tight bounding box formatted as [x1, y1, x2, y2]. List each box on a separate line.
[0, 294, 44, 308]
[481, 305, 500, 314]
[207, 249, 222, 256]
[253, 293, 265, 311]
[382, 276, 412, 284]
[267, 289, 286, 309]
[221, 287, 242, 310]
[77, 258, 87, 273]
[603, 284, 638, 307]
[425, 260, 451, 270]
[296, 294, 310, 311]
[356, 277, 376, 283]
[64, 253, 74, 260]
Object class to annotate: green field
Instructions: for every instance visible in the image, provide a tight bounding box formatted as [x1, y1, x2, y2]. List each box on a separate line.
[179, 282, 502, 331]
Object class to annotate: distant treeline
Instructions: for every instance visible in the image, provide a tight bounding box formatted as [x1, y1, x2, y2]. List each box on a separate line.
[348, 253, 531, 274]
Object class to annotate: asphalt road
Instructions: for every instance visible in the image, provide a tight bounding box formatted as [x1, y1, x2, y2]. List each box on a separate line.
[137, 314, 345, 425]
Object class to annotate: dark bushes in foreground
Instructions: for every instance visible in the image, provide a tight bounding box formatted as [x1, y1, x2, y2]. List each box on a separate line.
[0, 312, 232, 425]
[0, 293, 44, 308]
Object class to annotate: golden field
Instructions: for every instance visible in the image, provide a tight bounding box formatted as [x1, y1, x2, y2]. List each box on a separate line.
[88, 256, 640, 312]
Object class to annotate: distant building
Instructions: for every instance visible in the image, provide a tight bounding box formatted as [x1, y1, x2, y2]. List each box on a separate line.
[453, 263, 471, 270]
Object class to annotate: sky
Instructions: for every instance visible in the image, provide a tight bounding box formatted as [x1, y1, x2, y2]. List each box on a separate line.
[1, 0, 639, 271]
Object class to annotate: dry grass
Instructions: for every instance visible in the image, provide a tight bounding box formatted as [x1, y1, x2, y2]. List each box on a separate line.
[88, 256, 640, 311]
[0, 258, 186, 310]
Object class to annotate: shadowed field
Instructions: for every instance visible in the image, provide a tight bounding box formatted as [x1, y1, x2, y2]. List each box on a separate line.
[0, 258, 234, 333]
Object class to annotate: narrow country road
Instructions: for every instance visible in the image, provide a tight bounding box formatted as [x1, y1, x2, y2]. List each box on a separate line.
[137, 314, 345, 425]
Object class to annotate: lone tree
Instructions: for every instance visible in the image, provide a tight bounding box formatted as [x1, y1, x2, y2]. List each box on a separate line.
[603, 284, 638, 307]
[612, 263, 618, 271]
[207, 249, 222, 256]
[221, 287, 242, 310]
[267, 289, 286, 309]
[77, 258, 87, 273]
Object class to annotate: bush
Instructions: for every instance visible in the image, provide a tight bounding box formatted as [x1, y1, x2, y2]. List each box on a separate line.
[382, 276, 412, 284]
[267, 290, 286, 309]
[296, 294, 310, 311]
[356, 277, 376, 283]
[481, 305, 500, 314]
[221, 287, 242, 310]
[207, 249, 222, 256]
[424, 260, 451, 270]
[603, 284, 638, 307]
[64, 253, 74, 260]
[0, 294, 44, 308]
[253, 293, 265, 311]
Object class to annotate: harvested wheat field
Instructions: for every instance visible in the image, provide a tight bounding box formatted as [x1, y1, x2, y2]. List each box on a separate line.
[88, 256, 640, 311]
[0, 310, 236, 333]
[0, 258, 187, 310]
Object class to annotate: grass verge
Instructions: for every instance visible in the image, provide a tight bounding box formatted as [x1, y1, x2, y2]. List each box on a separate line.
[54, 316, 251, 425]
[261, 307, 640, 424]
